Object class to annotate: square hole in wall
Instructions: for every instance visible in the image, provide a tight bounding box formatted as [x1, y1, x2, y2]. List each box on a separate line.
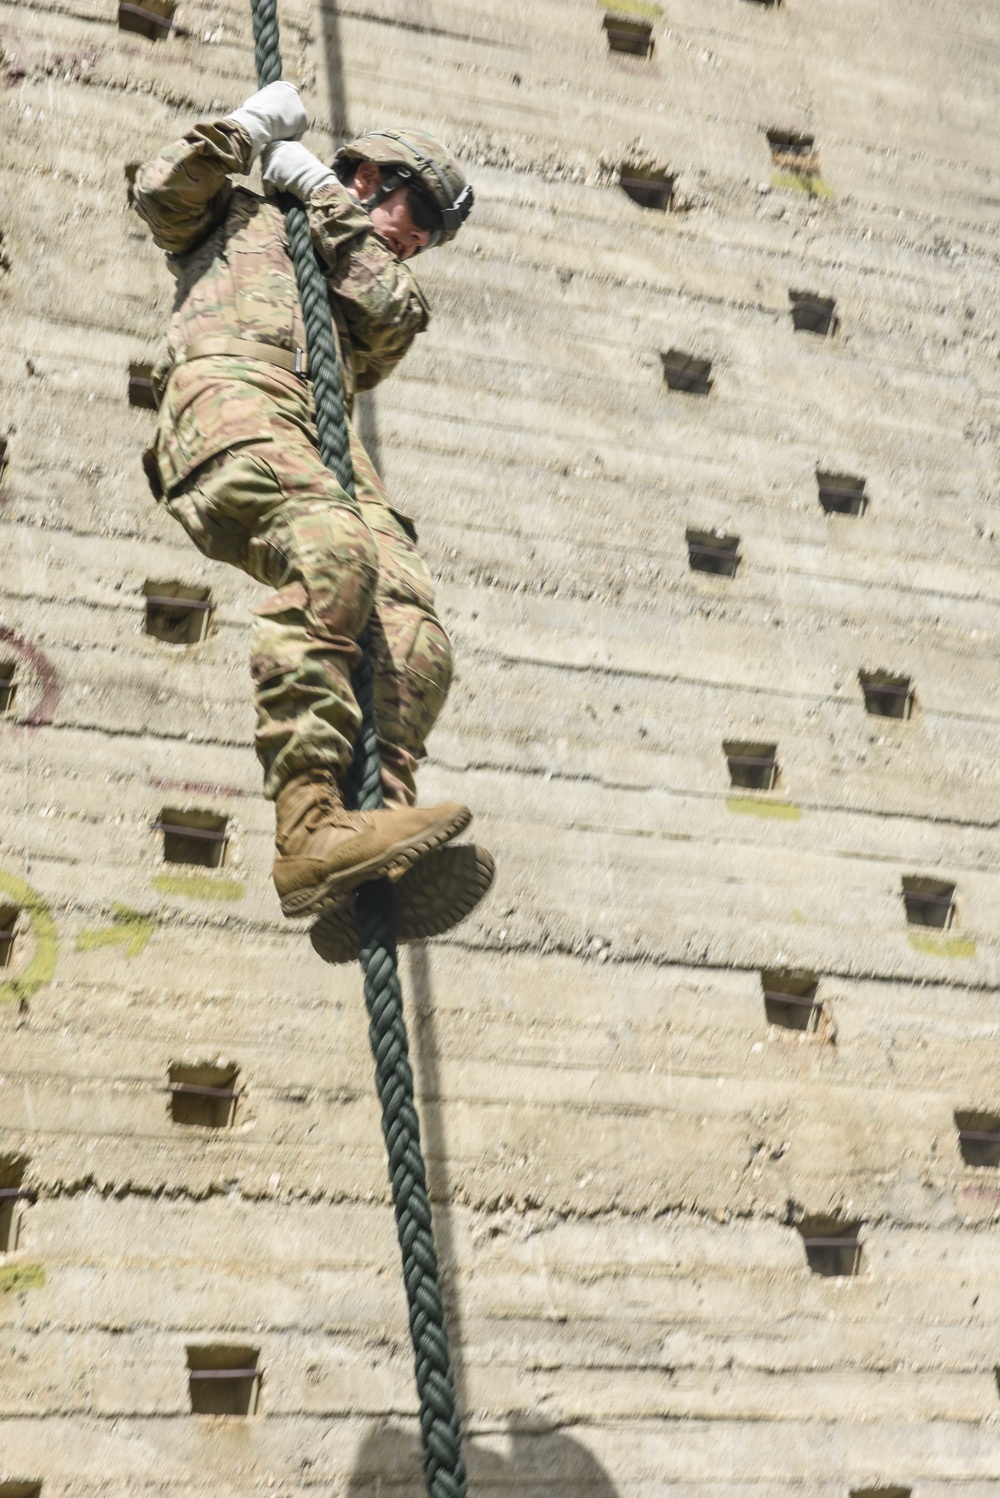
[860, 671, 913, 720]
[0, 661, 16, 715]
[143, 581, 213, 645]
[724, 740, 778, 791]
[0, 436, 8, 482]
[901, 876, 955, 930]
[169, 1062, 240, 1128]
[661, 350, 712, 395]
[0, 1484, 44, 1498]
[118, 0, 175, 39]
[789, 289, 837, 335]
[817, 472, 866, 516]
[798, 1217, 862, 1277]
[0, 1156, 35, 1252]
[686, 529, 740, 577]
[156, 808, 229, 869]
[603, 14, 654, 56]
[128, 361, 158, 409]
[620, 165, 674, 210]
[0, 904, 21, 968]
[761, 969, 820, 1032]
[187, 1345, 262, 1415]
[767, 128, 819, 176]
[954, 1110, 1000, 1168]
[850, 1489, 911, 1498]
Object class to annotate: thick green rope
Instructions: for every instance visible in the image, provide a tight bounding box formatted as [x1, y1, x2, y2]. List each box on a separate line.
[248, 5, 467, 1493]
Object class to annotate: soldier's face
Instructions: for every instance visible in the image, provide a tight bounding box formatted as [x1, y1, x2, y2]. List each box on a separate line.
[351, 162, 433, 260]
[368, 187, 433, 260]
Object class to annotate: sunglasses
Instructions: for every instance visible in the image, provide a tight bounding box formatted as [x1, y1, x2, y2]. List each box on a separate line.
[406, 185, 444, 235]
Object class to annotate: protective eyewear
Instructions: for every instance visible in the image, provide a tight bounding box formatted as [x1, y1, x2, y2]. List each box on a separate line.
[406, 185, 444, 240]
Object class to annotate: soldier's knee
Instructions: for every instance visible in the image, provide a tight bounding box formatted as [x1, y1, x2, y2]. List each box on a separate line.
[412, 616, 453, 702]
[280, 501, 380, 640]
[398, 615, 454, 749]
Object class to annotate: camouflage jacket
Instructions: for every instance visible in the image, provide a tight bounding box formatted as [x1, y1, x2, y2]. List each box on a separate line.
[132, 119, 429, 492]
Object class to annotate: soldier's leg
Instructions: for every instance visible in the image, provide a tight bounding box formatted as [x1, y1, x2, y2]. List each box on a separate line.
[165, 440, 377, 795]
[308, 428, 492, 961]
[348, 427, 454, 807]
[164, 436, 470, 918]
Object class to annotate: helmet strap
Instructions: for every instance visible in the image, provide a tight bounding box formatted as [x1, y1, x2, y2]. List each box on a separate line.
[345, 132, 473, 242]
[359, 169, 409, 217]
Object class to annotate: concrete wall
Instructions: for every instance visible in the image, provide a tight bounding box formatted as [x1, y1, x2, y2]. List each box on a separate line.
[2, 0, 1000, 1491]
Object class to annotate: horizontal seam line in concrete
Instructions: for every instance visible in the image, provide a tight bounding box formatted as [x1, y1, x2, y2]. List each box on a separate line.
[7, 847, 1000, 972]
[0, 1407, 995, 1427]
[12, 506, 1000, 588]
[459, 646, 1000, 732]
[10, 732, 1000, 837]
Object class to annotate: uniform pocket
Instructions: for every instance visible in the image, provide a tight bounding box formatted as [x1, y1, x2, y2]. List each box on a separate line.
[154, 365, 279, 495]
[163, 445, 285, 578]
[389, 507, 418, 542]
[164, 484, 252, 572]
[369, 605, 453, 755]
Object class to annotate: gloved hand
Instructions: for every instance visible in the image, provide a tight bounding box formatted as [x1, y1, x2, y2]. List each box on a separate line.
[262, 140, 336, 201]
[226, 81, 307, 165]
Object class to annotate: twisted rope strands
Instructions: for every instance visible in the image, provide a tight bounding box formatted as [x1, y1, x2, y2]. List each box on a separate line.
[246, 3, 467, 1493]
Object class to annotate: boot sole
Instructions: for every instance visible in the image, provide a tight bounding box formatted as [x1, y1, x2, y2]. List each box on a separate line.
[279, 803, 472, 919]
[309, 843, 496, 964]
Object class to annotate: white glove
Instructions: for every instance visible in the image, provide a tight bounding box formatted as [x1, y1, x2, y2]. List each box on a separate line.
[262, 140, 336, 201]
[226, 81, 307, 165]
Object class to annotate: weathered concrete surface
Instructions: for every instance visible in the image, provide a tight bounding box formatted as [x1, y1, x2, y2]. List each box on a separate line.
[3, 0, 1000, 1491]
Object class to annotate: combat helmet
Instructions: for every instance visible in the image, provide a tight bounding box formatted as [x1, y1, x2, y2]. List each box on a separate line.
[334, 129, 474, 248]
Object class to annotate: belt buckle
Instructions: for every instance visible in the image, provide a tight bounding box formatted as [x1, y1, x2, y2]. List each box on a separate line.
[294, 347, 305, 375]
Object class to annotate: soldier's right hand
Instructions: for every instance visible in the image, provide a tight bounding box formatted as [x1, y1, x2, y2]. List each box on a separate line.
[226, 81, 308, 166]
[262, 140, 336, 202]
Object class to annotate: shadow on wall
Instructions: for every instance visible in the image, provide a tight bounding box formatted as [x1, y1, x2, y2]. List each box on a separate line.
[346, 1420, 621, 1498]
[319, 0, 351, 142]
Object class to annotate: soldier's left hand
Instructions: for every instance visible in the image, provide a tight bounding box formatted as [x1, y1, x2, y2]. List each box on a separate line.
[226, 81, 308, 165]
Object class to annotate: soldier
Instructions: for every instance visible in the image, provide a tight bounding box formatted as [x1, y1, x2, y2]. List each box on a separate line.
[133, 83, 493, 951]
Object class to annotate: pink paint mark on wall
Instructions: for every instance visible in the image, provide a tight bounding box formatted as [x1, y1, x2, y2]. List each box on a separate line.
[151, 776, 248, 800]
[0, 625, 59, 728]
[960, 1183, 1000, 1204]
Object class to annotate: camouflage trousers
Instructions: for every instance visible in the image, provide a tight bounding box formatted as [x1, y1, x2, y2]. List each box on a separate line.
[163, 410, 453, 806]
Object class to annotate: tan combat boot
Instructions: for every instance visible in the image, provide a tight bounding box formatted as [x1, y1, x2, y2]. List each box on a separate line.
[309, 842, 496, 965]
[273, 769, 471, 918]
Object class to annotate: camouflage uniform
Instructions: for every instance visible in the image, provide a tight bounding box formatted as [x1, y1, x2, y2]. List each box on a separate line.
[133, 119, 452, 806]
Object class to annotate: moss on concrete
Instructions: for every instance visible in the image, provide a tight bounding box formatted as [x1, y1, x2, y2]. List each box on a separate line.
[726, 797, 802, 821]
[600, 0, 663, 18]
[771, 170, 834, 199]
[0, 869, 58, 1005]
[0, 1261, 46, 1294]
[908, 932, 977, 959]
[152, 874, 245, 901]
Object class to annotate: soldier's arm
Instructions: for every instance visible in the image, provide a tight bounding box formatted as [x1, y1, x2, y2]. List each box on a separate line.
[351, 310, 429, 392]
[306, 181, 430, 389]
[132, 119, 253, 257]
